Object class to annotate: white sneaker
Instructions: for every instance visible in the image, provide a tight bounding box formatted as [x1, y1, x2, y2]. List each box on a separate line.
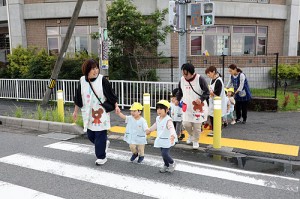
[167, 162, 176, 173]
[231, 120, 236, 125]
[95, 158, 107, 165]
[106, 140, 110, 153]
[159, 165, 168, 173]
[192, 141, 199, 149]
[186, 136, 193, 144]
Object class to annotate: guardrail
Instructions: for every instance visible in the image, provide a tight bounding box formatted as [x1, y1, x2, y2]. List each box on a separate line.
[0, 79, 178, 109]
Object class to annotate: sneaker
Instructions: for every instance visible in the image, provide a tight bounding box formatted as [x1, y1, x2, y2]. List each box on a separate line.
[231, 120, 236, 125]
[105, 140, 110, 153]
[192, 141, 199, 149]
[167, 162, 176, 173]
[207, 131, 214, 137]
[95, 158, 107, 165]
[223, 122, 228, 128]
[159, 165, 168, 173]
[186, 136, 193, 144]
[137, 156, 144, 163]
[242, 121, 246, 124]
[236, 119, 241, 123]
[130, 153, 138, 162]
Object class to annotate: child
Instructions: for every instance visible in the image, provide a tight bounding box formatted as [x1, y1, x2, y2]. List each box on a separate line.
[226, 88, 236, 125]
[222, 89, 231, 128]
[117, 102, 148, 163]
[146, 100, 178, 173]
[170, 88, 184, 141]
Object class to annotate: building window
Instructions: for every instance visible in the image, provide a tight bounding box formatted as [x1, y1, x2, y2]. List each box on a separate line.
[191, 36, 202, 55]
[0, 33, 9, 50]
[46, 26, 98, 56]
[190, 25, 267, 56]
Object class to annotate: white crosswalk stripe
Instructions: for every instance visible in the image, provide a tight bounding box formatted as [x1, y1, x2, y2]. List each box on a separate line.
[44, 141, 299, 193]
[0, 141, 299, 199]
[0, 153, 235, 199]
[0, 180, 64, 199]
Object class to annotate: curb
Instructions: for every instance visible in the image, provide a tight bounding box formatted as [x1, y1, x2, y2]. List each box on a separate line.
[0, 116, 84, 135]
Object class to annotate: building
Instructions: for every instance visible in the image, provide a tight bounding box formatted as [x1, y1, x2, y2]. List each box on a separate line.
[0, 0, 299, 83]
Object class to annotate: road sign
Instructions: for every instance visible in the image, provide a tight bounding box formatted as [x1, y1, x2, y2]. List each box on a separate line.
[191, 3, 201, 27]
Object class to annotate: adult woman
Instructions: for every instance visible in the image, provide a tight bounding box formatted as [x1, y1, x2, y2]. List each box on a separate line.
[176, 63, 209, 149]
[205, 66, 227, 136]
[73, 59, 120, 165]
[226, 64, 251, 124]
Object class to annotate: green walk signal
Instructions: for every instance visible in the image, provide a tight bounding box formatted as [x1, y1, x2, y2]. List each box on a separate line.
[201, 2, 215, 26]
[204, 15, 213, 25]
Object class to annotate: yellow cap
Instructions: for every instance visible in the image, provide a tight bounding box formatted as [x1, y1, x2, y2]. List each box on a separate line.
[129, 102, 143, 111]
[157, 100, 170, 108]
[226, 88, 234, 93]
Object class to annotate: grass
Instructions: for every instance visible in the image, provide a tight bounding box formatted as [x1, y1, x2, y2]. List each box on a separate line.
[251, 88, 300, 111]
[10, 104, 83, 127]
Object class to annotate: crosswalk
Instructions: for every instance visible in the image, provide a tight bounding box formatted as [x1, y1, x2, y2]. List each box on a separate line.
[0, 141, 299, 199]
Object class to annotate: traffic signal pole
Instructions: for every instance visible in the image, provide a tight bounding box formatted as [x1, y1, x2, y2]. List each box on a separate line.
[99, 0, 109, 78]
[178, 0, 187, 80]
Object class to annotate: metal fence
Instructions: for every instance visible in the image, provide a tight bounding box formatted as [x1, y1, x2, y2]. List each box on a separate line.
[0, 79, 177, 109]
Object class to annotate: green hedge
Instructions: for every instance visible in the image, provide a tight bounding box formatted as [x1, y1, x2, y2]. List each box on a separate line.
[1, 46, 96, 79]
[270, 64, 300, 80]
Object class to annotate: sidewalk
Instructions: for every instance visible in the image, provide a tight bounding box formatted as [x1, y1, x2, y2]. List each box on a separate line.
[0, 99, 299, 162]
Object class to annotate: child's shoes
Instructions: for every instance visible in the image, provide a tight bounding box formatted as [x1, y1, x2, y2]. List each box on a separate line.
[137, 156, 144, 163]
[130, 153, 138, 162]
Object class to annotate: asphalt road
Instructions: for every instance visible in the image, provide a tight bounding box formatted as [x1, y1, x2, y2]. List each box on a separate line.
[0, 126, 299, 199]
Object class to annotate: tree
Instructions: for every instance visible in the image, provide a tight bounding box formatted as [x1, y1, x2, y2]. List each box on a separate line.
[107, 0, 170, 80]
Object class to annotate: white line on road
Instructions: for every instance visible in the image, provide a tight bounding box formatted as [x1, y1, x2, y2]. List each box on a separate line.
[0, 153, 236, 199]
[45, 141, 299, 192]
[0, 180, 64, 199]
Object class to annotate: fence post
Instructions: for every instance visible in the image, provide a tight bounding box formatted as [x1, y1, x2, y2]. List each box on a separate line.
[274, 53, 279, 99]
[222, 54, 226, 83]
[15, 79, 19, 101]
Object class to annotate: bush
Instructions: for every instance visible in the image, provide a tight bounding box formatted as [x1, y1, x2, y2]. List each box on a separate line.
[2, 46, 98, 79]
[270, 64, 300, 80]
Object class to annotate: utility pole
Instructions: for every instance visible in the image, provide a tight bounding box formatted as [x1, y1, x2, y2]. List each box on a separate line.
[98, 0, 109, 78]
[42, 0, 84, 105]
[178, 0, 187, 81]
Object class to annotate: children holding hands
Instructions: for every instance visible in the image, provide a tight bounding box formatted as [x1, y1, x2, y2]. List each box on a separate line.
[146, 100, 178, 173]
[117, 102, 148, 163]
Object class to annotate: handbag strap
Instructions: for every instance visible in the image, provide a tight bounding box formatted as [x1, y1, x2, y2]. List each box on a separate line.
[88, 80, 103, 105]
[188, 80, 203, 98]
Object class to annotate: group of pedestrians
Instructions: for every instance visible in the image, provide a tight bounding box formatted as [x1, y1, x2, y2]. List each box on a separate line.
[72, 59, 252, 173]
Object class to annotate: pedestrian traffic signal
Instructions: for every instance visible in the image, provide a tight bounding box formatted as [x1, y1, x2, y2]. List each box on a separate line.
[201, 2, 215, 26]
[168, 0, 178, 27]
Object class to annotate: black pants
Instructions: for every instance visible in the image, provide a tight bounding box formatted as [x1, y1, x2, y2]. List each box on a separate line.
[160, 148, 174, 167]
[235, 101, 249, 122]
[87, 129, 107, 159]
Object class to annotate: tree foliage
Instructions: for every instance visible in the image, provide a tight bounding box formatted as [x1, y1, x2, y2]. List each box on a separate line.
[107, 0, 170, 80]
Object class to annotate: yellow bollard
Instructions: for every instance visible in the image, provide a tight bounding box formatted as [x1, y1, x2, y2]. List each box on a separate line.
[143, 93, 151, 138]
[57, 90, 64, 122]
[213, 96, 222, 149]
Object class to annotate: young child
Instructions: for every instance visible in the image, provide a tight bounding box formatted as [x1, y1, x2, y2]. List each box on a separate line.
[146, 100, 178, 173]
[170, 88, 184, 141]
[117, 102, 148, 163]
[226, 88, 236, 125]
[222, 89, 231, 128]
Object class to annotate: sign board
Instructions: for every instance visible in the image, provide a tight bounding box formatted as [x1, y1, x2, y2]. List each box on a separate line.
[191, 3, 201, 27]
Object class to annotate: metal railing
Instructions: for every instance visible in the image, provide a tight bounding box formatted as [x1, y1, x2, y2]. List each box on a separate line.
[0, 79, 178, 109]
